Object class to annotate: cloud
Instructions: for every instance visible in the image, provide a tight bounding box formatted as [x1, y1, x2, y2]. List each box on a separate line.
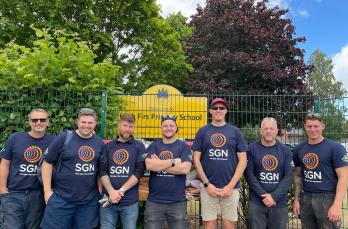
[156, 0, 205, 18]
[267, 0, 290, 8]
[297, 9, 310, 17]
[333, 45, 348, 92]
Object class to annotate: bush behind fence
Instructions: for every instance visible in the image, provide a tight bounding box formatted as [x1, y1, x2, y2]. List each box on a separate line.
[1, 90, 348, 228]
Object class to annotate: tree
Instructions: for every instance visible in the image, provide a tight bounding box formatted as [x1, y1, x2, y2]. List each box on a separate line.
[0, 28, 123, 144]
[123, 16, 192, 93]
[308, 50, 346, 98]
[166, 12, 193, 41]
[185, 0, 310, 95]
[0, 0, 191, 93]
[308, 50, 347, 140]
[0, 28, 122, 91]
[184, 0, 313, 132]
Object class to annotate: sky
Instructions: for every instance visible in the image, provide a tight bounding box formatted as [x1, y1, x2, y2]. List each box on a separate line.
[156, 0, 348, 91]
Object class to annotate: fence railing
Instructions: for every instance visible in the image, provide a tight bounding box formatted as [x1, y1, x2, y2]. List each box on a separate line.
[1, 90, 348, 228]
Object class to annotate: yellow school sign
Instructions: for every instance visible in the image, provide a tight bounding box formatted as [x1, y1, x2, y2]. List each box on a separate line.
[119, 85, 207, 139]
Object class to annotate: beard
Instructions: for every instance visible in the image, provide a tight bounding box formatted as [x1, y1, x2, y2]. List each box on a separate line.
[119, 132, 131, 140]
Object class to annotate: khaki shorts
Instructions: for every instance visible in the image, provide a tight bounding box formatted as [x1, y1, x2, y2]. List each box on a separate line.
[200, 187, 240, 222]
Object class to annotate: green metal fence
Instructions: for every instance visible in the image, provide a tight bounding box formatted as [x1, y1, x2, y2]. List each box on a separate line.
[1, 90, 348, 228]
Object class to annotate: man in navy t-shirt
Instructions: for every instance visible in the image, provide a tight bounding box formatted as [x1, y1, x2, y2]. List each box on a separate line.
[245, 117, 294, 229]
[0, 108, 53, 229]
[293, 112, 348, 229]
[144, 115, 192, 229]
[40, 108, 104, 229]
[192, 98, 247, 229]
[99, 114, 146, 229]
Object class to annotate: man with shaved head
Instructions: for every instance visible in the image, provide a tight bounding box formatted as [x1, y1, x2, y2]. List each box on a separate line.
[245, 117, 294, 229]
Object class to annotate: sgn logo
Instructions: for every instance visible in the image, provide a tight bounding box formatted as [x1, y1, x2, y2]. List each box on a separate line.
[75, 146, 96, 173]
[110, 149, 130, 175]
[19, 146, 42, 174]
[260, 155, 279, 182]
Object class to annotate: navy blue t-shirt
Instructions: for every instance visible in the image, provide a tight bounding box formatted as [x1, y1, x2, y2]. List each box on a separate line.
[147, 139, 192, 203]
[192, 123, 247, 188]
[99, 137, 146, 206]
[43, 130, 104, 203]
[0, 132, 54, 191]
[294, 139, 348, 193]
[246, 141, 294, 207]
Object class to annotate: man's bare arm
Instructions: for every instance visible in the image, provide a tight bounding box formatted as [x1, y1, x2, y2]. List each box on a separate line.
[220, 152, 247, 198]
[193, 151, 209, 183]
[293, 167, 302, 201]
[165, 161, 192, 175]
[42, 161, 54, 203]
[293, 167, 302, 217]
[0, 159, 10, 194]
[327, 166, 348, 222]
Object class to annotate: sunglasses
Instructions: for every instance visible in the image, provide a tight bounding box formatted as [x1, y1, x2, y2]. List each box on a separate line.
[305, 112, 322, 121]
[161, 115, 176, 122]
[30, 118, 48, 123]
[211, 106, 226, 111]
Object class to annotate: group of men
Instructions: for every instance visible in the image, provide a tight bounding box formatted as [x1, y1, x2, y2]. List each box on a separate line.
[0, 97, 347, 229]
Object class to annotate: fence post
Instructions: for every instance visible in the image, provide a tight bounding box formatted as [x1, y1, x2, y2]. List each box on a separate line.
[314, 97, 320, 113]
[100, 91, 107, 139]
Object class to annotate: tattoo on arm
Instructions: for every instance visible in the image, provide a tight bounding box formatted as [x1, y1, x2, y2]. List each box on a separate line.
[101, 175, 113, 193]
[294, 168, 302, 200]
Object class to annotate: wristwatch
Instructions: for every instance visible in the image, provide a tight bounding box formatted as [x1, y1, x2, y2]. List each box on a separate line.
[203, 181, 210, 188]
[171, 159, 176, 167]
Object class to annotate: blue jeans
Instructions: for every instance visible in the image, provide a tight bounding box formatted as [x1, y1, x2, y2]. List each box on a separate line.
[40, 192, 99, 229]
[248, 201, 288, 229]
[0, 189, 45, 229]
[100, 202, 139, 229]
[144, 200, 188, 229]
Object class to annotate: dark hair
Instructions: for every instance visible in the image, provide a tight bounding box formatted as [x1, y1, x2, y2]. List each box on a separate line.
[161, 115, 178, 133]
[78, 108, 97, 120]
[120, 113, 135, 123]
[161, 115, 176, 124]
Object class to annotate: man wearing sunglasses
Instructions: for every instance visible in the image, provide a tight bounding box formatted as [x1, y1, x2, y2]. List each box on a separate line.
[144, 115, 192, 229]
[293, 112, 348, 229]
[0, 108, 54, 229]
[192, 98, 247, 229]
[40, 108, 104, 229]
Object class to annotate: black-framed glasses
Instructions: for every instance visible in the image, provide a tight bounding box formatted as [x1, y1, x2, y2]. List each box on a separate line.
[30, 118, 48, 123]
[306, 112, 322, 121]
[211, 106, 226, 111]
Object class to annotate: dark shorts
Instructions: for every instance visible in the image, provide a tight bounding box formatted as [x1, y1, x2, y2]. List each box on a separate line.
[300, 192, 341, 229]
[40, 192, 99, 229]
